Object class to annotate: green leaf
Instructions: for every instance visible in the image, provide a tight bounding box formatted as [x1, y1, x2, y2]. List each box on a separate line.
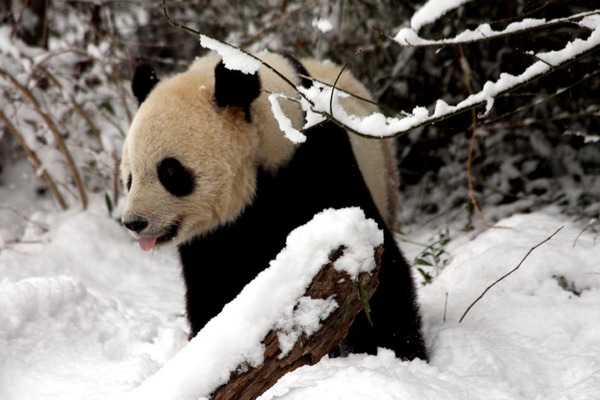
[415, 258, 433, 267]
[417, 268, 433, 285]
[357, 281, 373, 327]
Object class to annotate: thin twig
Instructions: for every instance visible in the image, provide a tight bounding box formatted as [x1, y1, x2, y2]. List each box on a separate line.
[329, 61, 349, 120]
[301, 74, 388, 112]
[458, 44, 492, 228]
[443, 292, 449, 323]
[0, 205, 50, 232]
[162, 0, 201, 35]
[458, 43, 506, 229]
[481, 69, 600, 127]
[0, 67, 88, 209]
[161, 0, 312, 108]
[459, 226, 564, 323]
[489, 0, 554, 27]
[0, 111, 68, 210]
[573, 218, 598, 248]
[33, 64, 102, 143]
[239, 0, 319, 47]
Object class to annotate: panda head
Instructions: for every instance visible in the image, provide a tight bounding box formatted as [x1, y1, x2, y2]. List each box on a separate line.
[120, 56, 298, 251]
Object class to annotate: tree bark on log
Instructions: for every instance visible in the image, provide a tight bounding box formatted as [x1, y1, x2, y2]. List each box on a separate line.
[211, 244, 383, 400]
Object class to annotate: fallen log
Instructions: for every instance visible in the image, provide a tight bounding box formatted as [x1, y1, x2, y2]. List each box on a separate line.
[211, 244, 383, 400]
[120, 208, 384, 400]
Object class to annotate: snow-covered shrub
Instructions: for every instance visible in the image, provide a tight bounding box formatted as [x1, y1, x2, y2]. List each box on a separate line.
[0, 1, 143, 210]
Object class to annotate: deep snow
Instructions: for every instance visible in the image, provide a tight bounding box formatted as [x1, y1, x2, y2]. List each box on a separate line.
[1, 192, 599, 400]
[1, 1, 599, 397]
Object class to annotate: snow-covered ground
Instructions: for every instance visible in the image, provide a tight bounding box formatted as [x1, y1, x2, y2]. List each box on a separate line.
[1, 186, 599, 399]
[1, 0, 598, 398]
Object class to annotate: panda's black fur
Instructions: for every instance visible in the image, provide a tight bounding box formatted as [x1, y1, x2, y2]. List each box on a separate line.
[130, 57, 428, 361]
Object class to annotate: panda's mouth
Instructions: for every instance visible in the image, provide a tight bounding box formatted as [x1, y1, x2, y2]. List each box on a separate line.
[157, 222, 179, 245]
[138, 222, 179, 251]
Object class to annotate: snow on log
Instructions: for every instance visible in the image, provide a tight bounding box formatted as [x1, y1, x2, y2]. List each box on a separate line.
[119, 207, 384, 400]
[211, 244, 383, 400]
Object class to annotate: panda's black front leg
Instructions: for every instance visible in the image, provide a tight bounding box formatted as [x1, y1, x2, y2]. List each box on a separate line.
[343, 226, 428, 361]
[178, 227, 271, 337]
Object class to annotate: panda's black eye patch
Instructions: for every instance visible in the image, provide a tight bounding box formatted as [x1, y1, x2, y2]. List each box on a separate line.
[157, 157, 195, 197]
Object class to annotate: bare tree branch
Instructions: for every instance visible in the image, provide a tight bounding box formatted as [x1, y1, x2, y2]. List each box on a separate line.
[0, 67, 88, 210]
[459, 226, 564, 323]
[0, 111, 68, 210]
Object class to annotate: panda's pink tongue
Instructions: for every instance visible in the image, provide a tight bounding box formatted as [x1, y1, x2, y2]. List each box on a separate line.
[139, 236, 158, 252]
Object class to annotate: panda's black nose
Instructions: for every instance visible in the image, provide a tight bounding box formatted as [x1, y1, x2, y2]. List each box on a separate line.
[123, 217, 148, 233]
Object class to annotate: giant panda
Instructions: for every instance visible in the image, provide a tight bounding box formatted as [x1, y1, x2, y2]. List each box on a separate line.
[120, 51, 427, 361]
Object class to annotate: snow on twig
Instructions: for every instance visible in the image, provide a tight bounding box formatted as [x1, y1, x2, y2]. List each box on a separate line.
[410, 0, 474, 31]
[199, 35, 262, 75]
[268, 93, 307, 143]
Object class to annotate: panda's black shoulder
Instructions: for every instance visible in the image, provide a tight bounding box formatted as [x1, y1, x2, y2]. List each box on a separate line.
[279, 52, 312, 89]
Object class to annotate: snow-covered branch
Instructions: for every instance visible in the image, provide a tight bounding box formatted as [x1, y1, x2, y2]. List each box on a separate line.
[409, 0, 474, 32]
[168, 0, 599, 142]
[395, 10, 600, 47]
[297, 13, 600, 139]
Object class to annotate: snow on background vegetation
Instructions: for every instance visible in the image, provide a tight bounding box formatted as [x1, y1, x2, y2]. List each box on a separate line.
[1, 0, 600, 399]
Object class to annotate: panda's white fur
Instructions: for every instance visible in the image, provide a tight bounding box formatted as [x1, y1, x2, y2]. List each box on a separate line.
[121, 52, 399, 247]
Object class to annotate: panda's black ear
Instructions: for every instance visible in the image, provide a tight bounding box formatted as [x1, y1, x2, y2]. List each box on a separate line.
[214, 61, 261, 121]
[132, 63, 160, 106]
